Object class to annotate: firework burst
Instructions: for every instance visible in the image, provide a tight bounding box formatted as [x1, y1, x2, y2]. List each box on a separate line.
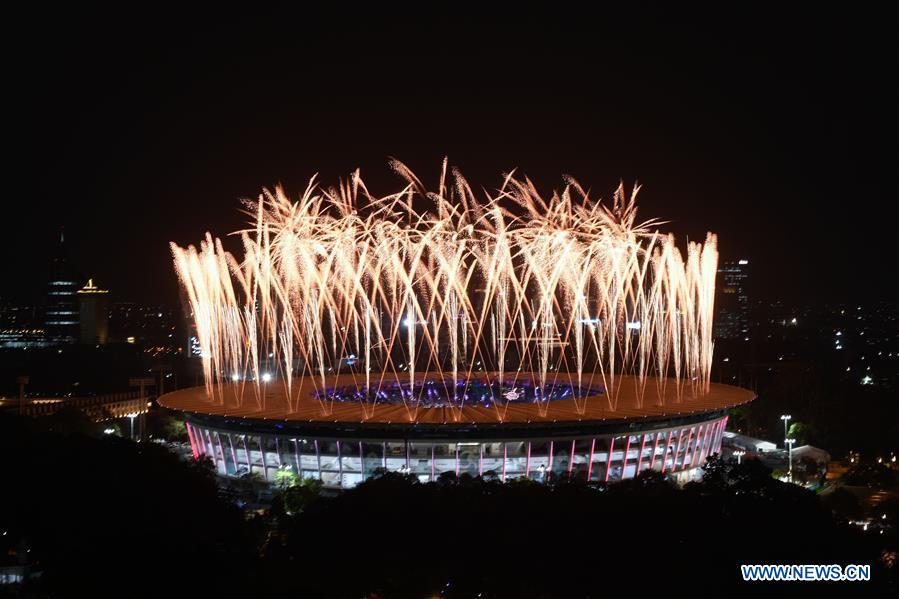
[171, 159, 718, 422]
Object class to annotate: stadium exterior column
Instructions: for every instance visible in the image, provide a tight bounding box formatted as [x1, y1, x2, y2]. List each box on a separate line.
[586, 438, 596, 481]
[605, 437, 615, 482]
[636, 433, 647, 475]
[622, 435, 632, 479]
[650, 431, 663, 471]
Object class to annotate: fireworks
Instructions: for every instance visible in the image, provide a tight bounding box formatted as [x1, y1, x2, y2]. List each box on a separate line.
[171, 159, 718, 421]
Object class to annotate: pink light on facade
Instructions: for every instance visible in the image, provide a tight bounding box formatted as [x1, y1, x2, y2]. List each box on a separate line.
[586, 438, 596, 481]
[715, 416, 729, 453]
[605, 437, 615, 482]
[195, 426, 207, 456]
[709, 419, 722, 456]
[690, 425, 704, 468]
[185, 422, 199, 458]
[698, 422, 713, 463]
[650, 431, 662, 471]
[636, 434, 647, 475]
[680, 427, 694, 471]
[661, 432, 671, 473]
[672, 429, 685, 472]
[622, 435, 632, 478]
[568, 439, 576, 476]
[688, 425, 702, 469]
[706, 420, 721, 457]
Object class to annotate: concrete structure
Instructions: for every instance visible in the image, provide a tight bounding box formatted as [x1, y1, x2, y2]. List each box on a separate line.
[160, 374, 755, 489]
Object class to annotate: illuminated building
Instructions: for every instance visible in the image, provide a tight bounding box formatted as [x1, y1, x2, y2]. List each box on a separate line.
[76, 278, 109, 344]
[715, 259, 750, 340]
[45, 230, 80, 343]
[160, 376, 754, 489]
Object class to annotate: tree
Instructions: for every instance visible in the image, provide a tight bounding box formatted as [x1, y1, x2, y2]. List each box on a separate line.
[0, 413, 254, 597]
[787, 421, 814, 446]
[161, 415, 187, 441]
[698, 452, 730, 488]
[147, 411, 187, 441]
[281, 477, 322, 515]
[274, 467, 298, 490]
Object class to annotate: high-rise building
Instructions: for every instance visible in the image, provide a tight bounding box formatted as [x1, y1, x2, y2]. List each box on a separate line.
[77, 278, 109, 344]
[45, 230, 80, 343]
[715, 259, 749, 340]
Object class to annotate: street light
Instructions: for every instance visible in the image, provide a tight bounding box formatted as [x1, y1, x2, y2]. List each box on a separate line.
[785, 437, 796, 482]
[780, 414, 792, 448]
[734, 450, 746, 465]
[128, 377, 154, 442]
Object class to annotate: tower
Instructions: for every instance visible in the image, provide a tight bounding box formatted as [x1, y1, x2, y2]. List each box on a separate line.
[714, 259, 749, 340]
[77, 278, 109, 344]
[45, 228, 80, 343]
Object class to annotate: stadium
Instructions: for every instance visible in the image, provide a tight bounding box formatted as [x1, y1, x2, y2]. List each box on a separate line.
[162, 163, 756, 488]
[159, 374, 755, 488]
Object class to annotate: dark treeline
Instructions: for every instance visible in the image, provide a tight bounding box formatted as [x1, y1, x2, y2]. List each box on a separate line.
[1, 413, 895, 598]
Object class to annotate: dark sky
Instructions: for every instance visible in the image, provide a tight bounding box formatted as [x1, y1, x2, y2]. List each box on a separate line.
[6, 5, 896, 306]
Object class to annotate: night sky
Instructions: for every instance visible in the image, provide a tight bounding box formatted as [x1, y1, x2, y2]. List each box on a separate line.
[6, 5, 896, 306]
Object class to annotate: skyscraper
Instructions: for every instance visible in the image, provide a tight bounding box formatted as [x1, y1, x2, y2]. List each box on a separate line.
[45, 229, 80, 343]
[715, 259, 750, 340]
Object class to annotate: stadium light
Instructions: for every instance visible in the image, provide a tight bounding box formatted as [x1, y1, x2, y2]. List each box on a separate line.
[785, 437, 796, 482]
[780, 414, 791, 447]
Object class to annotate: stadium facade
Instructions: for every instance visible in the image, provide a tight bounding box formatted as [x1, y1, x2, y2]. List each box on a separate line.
[160, 374, 754, 488]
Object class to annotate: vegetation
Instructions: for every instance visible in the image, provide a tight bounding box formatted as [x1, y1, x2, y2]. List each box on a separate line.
[1, 415, 895, 598]
[0, 413, 254, 598]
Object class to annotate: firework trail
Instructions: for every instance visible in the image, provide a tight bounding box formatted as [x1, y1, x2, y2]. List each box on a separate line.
[171, 160, 718, 421]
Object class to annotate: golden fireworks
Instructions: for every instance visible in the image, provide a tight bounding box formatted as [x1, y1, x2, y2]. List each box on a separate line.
[171, 159, 718, 421]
